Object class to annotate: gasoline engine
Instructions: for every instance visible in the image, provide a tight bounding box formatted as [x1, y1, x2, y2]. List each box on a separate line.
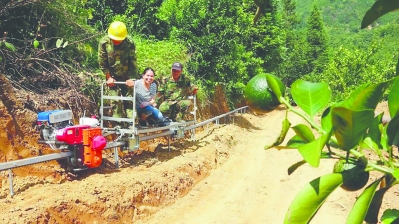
[37, 110, 74, 144]
[37, 110, 106, 170]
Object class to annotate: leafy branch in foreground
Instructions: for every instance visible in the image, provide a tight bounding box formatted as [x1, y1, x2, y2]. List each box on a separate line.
[251, 74, 399, 223]
[246, 1, 399, 222]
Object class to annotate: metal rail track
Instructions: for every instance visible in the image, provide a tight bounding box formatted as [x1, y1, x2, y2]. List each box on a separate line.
[0, 152, 74, 171]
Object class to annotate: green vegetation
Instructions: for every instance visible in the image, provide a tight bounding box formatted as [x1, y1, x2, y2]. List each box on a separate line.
[3, 0, 398, 107]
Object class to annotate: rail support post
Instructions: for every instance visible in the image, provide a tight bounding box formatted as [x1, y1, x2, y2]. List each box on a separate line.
[8, 169, 14, 196]
[168, 135, 171, 152]
[114, 147, 119, 169]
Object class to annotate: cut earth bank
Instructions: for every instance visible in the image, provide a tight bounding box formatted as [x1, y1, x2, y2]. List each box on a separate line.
[0, 102, 398, 223]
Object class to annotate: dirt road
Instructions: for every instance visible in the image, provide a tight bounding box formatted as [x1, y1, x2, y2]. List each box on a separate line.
[138, 108, 398, 224]
[139, 110, 299, 224]
[138, 110, 358, 224]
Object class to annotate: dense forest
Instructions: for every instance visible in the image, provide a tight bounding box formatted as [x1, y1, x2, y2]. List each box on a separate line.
[0, 0, 398, 110]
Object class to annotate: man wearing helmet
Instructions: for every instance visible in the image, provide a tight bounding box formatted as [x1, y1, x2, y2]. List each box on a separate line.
[98, 21, 138, 123]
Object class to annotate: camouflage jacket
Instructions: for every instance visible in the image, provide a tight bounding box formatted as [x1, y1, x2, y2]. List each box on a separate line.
[98, 35, 138, 80]
[157, 74, 193, 102]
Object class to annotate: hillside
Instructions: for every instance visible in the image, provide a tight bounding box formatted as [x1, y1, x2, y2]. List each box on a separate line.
[294, 0, 399, 71]
[296, 0, 398, 30]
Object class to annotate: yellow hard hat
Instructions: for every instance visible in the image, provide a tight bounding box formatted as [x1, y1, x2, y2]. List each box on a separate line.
[107, 21, 128, 40]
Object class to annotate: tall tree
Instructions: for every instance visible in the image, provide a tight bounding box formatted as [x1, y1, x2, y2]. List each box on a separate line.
[250, 0, 285, 73]
[282, 0, 299, 29]
[86, 0, 169, 39]
[304, 5, 329, 75]
[157, 0, 262, 103]
[279, 0, 306, 86]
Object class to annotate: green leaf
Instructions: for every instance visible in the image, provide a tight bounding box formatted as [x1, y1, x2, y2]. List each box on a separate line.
[284, 173, 343, 224]
[336, 84, 369, 109]
[4, 42, 16, 51]
[381, 209, 399, 224]
[62, 41, 68, 48]
[347, 177, 383, 224]
[352, 81, 391, 111]
[321, 106, 332, 133]
[266, 73, 285, 99]
[291, 80, 331, 117]
[265, 116, 291, 149]
[393, 169, 399, 180]
[56, 39, 63, 48]
[332, 107, 374, 150]
[386, 114, 399, 146]
[381, 124, 389, 151]
[362, 137, 379, 152]
[365, 188, 390, 223]
[292, 124, 315, 143]
[366, 174, 396, 223]
[297, 132, 330, 167]
[287, 160, 307, 175]
[287, 153, 332, 175]
[286, 135, 307, 148]
[361, 0, 399, 29]
[388, 77, 399, 118]
[338, 81, 391, 112]
[361, 113, 383, 150]
[33, 40, 39, 48]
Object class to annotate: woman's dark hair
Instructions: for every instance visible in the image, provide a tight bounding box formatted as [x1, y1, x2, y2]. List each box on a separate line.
[142, 67, 155, 76]
[141, 67, 159, 86]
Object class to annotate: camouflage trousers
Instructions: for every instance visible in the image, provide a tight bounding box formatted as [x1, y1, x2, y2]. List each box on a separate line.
[159, 99, 192, 122]
[107, 85, 134, 119]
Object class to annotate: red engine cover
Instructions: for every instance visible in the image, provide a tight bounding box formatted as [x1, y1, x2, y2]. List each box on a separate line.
[55, 125, 91, 144]
[83, 128, 105, 168]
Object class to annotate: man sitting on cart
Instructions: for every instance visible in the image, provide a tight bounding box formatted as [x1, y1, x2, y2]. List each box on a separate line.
[158, 62, 198, 122]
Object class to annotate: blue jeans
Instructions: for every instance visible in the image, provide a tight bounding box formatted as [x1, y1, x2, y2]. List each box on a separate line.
[136, 106, 164, 122]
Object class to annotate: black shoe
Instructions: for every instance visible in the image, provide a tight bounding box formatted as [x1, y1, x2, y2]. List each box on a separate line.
[147, 119, 155, 126]
[139, 120, 147, 127]
[156, 118, 171, 127]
